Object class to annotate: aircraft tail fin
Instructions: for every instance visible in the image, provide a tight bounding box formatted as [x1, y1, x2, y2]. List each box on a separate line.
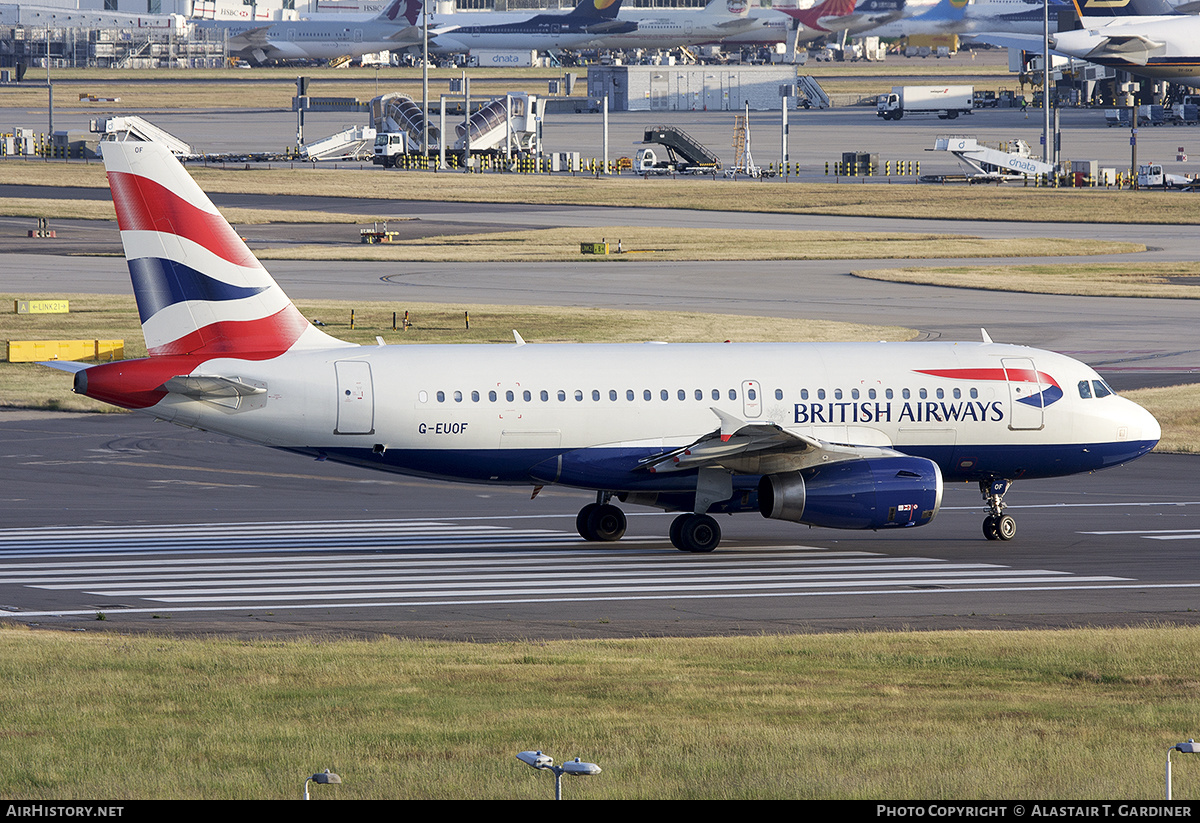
[1073, 0, 1179, 22]
[100, 139, 352, 359]
[377, 0, 421, 26]
[564, 0, 624, 22]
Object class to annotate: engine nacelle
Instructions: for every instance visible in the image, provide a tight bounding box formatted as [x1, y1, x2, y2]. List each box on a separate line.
[759, 456, 943, 531]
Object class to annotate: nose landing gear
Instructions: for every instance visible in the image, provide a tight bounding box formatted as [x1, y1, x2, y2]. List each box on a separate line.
[981, 478, 1016, 541]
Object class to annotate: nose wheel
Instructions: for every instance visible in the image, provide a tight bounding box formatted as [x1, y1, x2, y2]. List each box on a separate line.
[980, 479, 1016, 541]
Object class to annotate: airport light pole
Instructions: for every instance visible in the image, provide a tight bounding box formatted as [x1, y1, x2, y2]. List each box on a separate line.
[1042, 0, 1051, 166]
[422, 0, 429, 157]
[1166, 739, 1198, 800]
[303, 769, 342, 800]
[516, 750, 601, 799]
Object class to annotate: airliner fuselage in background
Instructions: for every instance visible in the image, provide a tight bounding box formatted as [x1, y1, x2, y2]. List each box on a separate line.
[52, 141, 1160, 554]
[193, 0, 419, 63]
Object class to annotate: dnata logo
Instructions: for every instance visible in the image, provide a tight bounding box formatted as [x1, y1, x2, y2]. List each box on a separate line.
[727, 0, 749, 13]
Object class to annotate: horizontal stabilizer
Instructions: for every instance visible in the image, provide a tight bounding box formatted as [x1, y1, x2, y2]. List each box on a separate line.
[161, 375, 266, 398]
[37, 360, 91, 374]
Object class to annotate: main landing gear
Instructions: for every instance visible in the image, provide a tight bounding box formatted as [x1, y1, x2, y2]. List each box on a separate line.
[574, 495, 722, 552]
[980, 478, 1017, 541]
[576, 493, 627, 542]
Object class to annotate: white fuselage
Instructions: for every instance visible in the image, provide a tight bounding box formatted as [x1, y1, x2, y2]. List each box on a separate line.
[136, 340, 1159, 492]
[594, 8, 787, 49]
[1052, 17, 1200, 85]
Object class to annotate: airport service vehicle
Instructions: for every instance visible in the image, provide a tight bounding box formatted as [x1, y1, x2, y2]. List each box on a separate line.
[373, 92, 544, 164]
[634, 126, 721, 175]
[47, 140, 1160, 552]
[877, 85, 974, 120]
[1136, 163, 1199, 189]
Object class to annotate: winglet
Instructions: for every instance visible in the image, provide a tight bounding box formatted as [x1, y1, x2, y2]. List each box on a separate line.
[981, 328, 993, 344]
[710, 407, 747, 442]
[513, 330, 526, 347]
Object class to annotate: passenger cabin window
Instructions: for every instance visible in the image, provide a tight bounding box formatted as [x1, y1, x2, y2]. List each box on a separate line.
[775, 389, 783, 400]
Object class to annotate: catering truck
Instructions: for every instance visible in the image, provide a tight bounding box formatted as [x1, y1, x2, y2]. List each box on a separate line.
[877, 85, 974, 121]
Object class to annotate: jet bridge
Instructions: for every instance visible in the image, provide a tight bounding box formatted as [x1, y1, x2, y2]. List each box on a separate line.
[90, 116, 192, 157]
[930, 136, 1056, 181]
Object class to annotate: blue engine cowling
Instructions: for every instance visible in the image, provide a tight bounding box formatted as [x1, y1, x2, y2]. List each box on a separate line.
[758, 456, 943, 530]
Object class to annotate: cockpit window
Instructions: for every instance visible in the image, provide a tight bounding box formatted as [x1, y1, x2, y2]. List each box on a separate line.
[1092, 380, 1113, 398]
[1078, 380, 1092, 399]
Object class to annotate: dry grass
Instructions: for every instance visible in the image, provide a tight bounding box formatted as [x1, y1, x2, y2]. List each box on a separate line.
[853, 262, 1200, 299]
[1126, 384, 1200, 453]
[263, 227, 1139, 263]
[0, 197, 401, 226]
[4, 160, 1200, 225]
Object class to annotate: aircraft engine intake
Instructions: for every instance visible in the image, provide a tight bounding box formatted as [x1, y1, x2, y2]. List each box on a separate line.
[759, 456, 943, 531]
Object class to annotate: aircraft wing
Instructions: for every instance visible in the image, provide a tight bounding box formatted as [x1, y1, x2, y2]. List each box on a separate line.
[713, 18, 760, 31]
[638, 408, 898, 476]
[962, 32, 1053, 51]
[226, 25, 273, 49]
[1086, 34, 1167, 64]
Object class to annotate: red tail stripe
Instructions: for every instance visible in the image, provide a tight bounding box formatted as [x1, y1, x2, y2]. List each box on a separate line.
[147, 305, 310, 357]
[107, 170, 262, 270]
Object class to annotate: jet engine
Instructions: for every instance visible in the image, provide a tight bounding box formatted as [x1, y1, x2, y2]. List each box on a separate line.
[759, 456, 943, 530]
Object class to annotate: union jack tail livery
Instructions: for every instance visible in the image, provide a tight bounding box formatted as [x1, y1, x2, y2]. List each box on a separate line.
[103, 140, 349, 359]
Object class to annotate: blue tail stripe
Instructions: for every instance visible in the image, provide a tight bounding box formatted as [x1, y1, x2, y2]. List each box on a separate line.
[128, 258, 269, 323]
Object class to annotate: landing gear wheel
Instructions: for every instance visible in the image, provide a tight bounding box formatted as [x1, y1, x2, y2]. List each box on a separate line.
[979, 479, 1016, 542]
[983, 515, 1000, 541]
[995, 514, 1017, 541]
[670, 513, 721, 553]
[587, 504, 627, 542]
[576, 503, 599, 540]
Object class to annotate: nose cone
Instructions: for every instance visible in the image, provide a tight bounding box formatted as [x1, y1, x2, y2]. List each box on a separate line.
[1116, 395, 1161, 463]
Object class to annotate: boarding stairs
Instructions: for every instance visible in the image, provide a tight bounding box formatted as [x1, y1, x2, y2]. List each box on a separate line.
[639, 125, 721, 172]
[300, 125, 378, 161]
[370, 93, 441, 152]
[796, 76, 830, 109]
[90, 116, 193, 157]
[931, 135, 1056, 180]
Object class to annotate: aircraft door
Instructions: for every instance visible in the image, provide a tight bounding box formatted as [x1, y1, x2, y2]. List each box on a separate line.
[335, 360, 375, 435]
[354, 28, 363, 42]
[741, 380, 761, 418]
[1002, 357, 1045, 430]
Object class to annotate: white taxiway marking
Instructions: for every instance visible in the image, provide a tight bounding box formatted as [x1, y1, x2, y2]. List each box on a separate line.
[0, 517, 1155, 618]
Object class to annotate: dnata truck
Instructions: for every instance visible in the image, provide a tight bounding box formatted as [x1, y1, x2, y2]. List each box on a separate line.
[877, 85, 973, 121]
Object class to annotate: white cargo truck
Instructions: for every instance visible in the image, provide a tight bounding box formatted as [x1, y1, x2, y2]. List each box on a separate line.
[877, 85, 974, 121]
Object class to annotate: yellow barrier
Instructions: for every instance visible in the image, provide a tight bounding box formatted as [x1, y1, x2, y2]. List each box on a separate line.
[7, 340, 124, 363]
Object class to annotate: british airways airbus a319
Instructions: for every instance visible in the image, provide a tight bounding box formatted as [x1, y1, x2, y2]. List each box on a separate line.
[46, 141, 1160, 553]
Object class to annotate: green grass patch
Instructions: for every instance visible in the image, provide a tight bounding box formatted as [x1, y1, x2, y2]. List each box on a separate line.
[0, 625, 1197, 799]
